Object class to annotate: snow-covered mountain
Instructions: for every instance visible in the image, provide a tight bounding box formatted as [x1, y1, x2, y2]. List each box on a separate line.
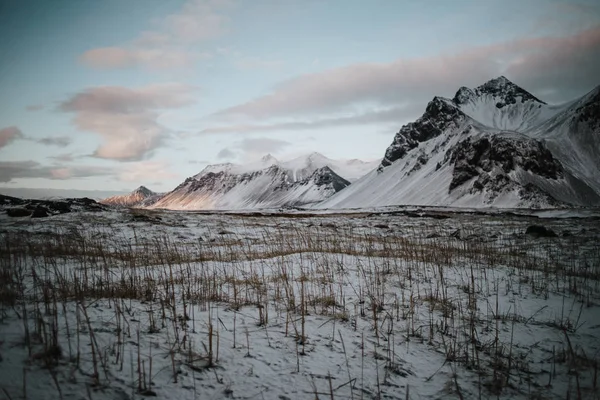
[147, 153, 370, 210]
[319, 77, 600, 209]
[100, 186, 163, 207]
[193, 153, 379, 183]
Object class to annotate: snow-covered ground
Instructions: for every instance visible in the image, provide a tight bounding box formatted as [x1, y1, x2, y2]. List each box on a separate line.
[1, 208, 599, 399]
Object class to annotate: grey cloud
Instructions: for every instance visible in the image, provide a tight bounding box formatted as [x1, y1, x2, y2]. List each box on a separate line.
[0, 161, 113, 183]
[48, 153, 76, 162]
[37, 136, 72, 147]
[217, 148, 236, 159]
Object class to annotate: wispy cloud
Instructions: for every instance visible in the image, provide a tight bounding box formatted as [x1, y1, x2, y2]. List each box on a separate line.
[80, 0, 233, 70]
[59, 83, 197, 161]
[201, 105, 422, 135]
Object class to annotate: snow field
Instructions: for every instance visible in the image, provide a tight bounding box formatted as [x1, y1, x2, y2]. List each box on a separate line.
[0, 208, 599, 399]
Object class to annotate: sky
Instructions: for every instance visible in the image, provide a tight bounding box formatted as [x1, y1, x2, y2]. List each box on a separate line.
[0, 0, 599, 194]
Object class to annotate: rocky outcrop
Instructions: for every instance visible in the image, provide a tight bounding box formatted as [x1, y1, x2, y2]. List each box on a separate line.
[379, 97, 466, 169]
[2, 196, 107, 218]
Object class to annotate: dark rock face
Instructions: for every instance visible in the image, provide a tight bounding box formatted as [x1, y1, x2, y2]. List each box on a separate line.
[526, 225, 558, 238]
[309, 166, 350, 192]
[446, 136, 563, 192]
[379, 97, 466, 170]
[573, 86, 600, 130]
[6, 208, 32, 217]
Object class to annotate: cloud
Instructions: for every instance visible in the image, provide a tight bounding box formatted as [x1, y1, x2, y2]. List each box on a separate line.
[0, 161, 113, 183]
[0, 159, 177, 185]
[81, 0, 232, 70]
[217, 148, 236, 159]
[1, 128, 74, 149]
[0, 126, 24, 148]
[80, 47, 203, 70]
[117, 161, 178, 183]
[59, 83, 197, 161]
[213, 27, 600, 120]
[26, 104, 44, 111]
[216, 137, 292, 162]
[48, 153, 76, 162]
[36, 136, 72, 147]
[200, 105, 423, 135]
[237, 137, 291, 154]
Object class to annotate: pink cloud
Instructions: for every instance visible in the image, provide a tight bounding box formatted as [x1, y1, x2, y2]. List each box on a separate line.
[213, 27, 600, 120]
[60, 84, 197, 161]
[80, 47, 202, 70]
[80, 0, 231, 70]
[0, 126, 24, 148]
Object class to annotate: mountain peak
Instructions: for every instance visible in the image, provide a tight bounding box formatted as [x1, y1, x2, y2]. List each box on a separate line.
[133, 186, 154, 196]
[261, 154, 278, 163]
[483, 75, 512, 87]
[475, 76, 546, 105]
[307, 151, 330, 161]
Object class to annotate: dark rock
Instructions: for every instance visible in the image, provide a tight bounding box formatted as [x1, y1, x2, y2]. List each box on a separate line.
[447, 135, 563, 193]
[379, 97, 466, 170]
[0, 194, 25, 206]
[310, 166, 350, 192]
[6, 208, 32, 217]
[525, 225, 558, 238]
[31, 207, 49, 218]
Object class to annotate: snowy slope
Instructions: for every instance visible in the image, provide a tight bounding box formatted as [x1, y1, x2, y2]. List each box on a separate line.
[100, 186, 163, 208]
[319, 77, 600, 209]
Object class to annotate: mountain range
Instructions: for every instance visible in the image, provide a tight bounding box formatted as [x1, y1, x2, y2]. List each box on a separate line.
[102, 153, 379, 210]
[102, 77, 600, 210]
